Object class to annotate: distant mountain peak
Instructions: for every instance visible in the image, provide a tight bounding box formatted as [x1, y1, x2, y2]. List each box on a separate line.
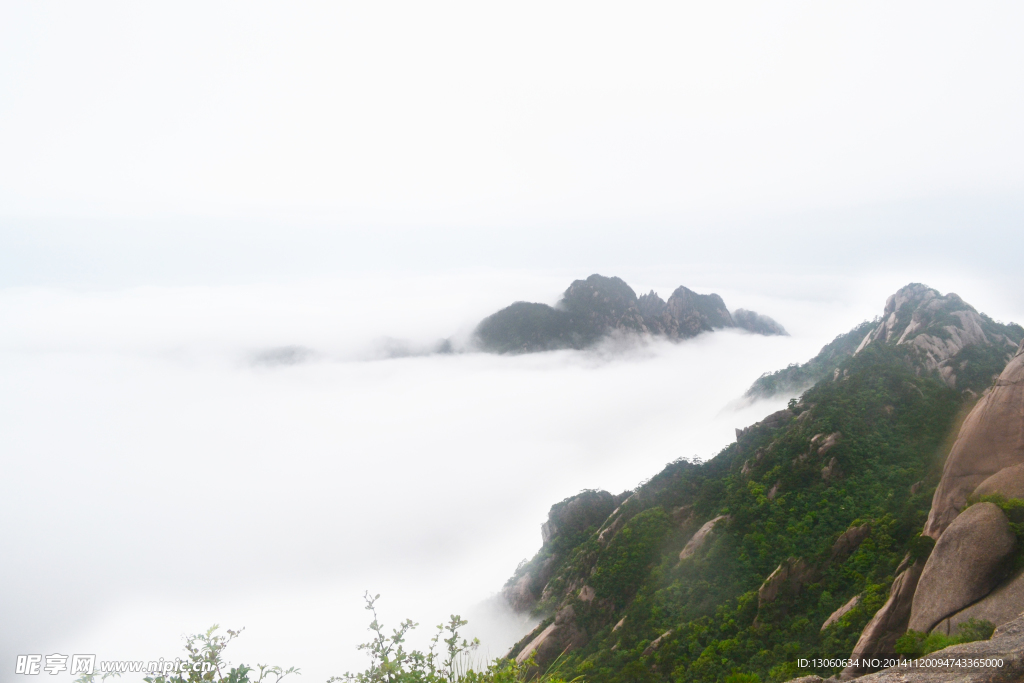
[474, 274, 786, 354]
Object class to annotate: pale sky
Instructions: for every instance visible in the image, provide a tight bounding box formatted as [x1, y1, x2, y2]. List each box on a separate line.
[1, 1, 1023, 287]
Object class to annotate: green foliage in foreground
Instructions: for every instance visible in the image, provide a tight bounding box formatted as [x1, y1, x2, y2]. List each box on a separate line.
[895, 619, 996, 657]
[333, 591, 487, 683]
[77, 593, 578, 683]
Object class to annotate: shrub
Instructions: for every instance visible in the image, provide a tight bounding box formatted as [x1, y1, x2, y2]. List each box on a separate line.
[894, 619, 995, 657]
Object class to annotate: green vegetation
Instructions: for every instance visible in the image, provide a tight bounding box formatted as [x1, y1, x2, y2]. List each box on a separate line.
[79, 595, 577, 683]
[949, 343, 1019, 393]
[894, 619, 995, 657]
[745, 321, 876, 399]
[516, 341, 975, 682]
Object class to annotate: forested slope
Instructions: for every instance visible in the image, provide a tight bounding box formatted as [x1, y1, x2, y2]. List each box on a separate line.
[502, 285, 1023, 683]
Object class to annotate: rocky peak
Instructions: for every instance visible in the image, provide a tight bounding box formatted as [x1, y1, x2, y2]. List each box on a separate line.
[855, 283, 1022, 388]
[663, 286, 735, 337]
[636, 290, 667, 319]
[558, 275, 649, 339]
[475, 274, 786, 353]
[541, 489, 619, 545]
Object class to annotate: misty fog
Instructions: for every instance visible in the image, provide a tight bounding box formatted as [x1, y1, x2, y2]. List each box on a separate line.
[2, 267, 1020, 682]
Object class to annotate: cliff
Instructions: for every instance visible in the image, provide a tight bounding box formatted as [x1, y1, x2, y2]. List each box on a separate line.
[842, 336, 1024, 678]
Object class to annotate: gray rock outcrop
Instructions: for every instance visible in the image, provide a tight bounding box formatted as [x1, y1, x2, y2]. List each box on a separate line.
[541, 490, 618, 545]
[758, 557, 820, 609]
[829, 524, 871, 565]
[909, 502, 1017, 634]
[679, 515, 728, 561]
[933, 567, 1024, 636]
[974, 463, 1024, 501]
[821, 595, 861, 631]
[851, 611, 1024, 683]
[750, 283, 1022, 401]
[641, 630, 673, 657]
[514, 605, 587, 666]
[854, 284, 1021, 389]
[842, 560, 924, 677]
[924, 340, 1024, 538]
[502, 489, 621, 611]
[815, 432, 842, 456]
[822, 457, 842, 482]
[503, 574, 538, 612]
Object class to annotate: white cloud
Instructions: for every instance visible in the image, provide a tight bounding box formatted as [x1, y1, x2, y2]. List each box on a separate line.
[0, 272, 851, 681]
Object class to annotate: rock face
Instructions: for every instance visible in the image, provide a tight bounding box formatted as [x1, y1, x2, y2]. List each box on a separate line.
[659, 286, 736, 337]
[679, 515, 728, 561]
[757, 557, 820, 610]
[749, 283, 1023, 401]
[842, 561, 924, 677]
[924, 340, 1024, 538]
[560, 276, 651, 340]
[933, 567, 1024, 636]
[821, 457, 842, 482]
[541, 490, 618, 545]
[514, 605, 587, 666]
[475, 274, 786, 353]
[503, 574, 539, 612]
[829, 524, 871, 565]
[974, 463, 1024, 501]
[502, 490, 621, 612]
[851, 612, 1024, 683]
[821, 594, 861, 631]
[845, 336, 1024, 675]
[641, 630, 673, 657]
[854, 283, 1022, 389]
[814, 432, 842, 456]
[909, 502, 1017, 634]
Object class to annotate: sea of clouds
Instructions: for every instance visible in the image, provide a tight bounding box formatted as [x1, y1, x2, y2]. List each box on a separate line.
[1, 268, 1019, 682]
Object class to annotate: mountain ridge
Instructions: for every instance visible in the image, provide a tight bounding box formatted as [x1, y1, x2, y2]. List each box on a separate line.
[746, 283, 1022, 401]
[475, 274, 786, 354]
